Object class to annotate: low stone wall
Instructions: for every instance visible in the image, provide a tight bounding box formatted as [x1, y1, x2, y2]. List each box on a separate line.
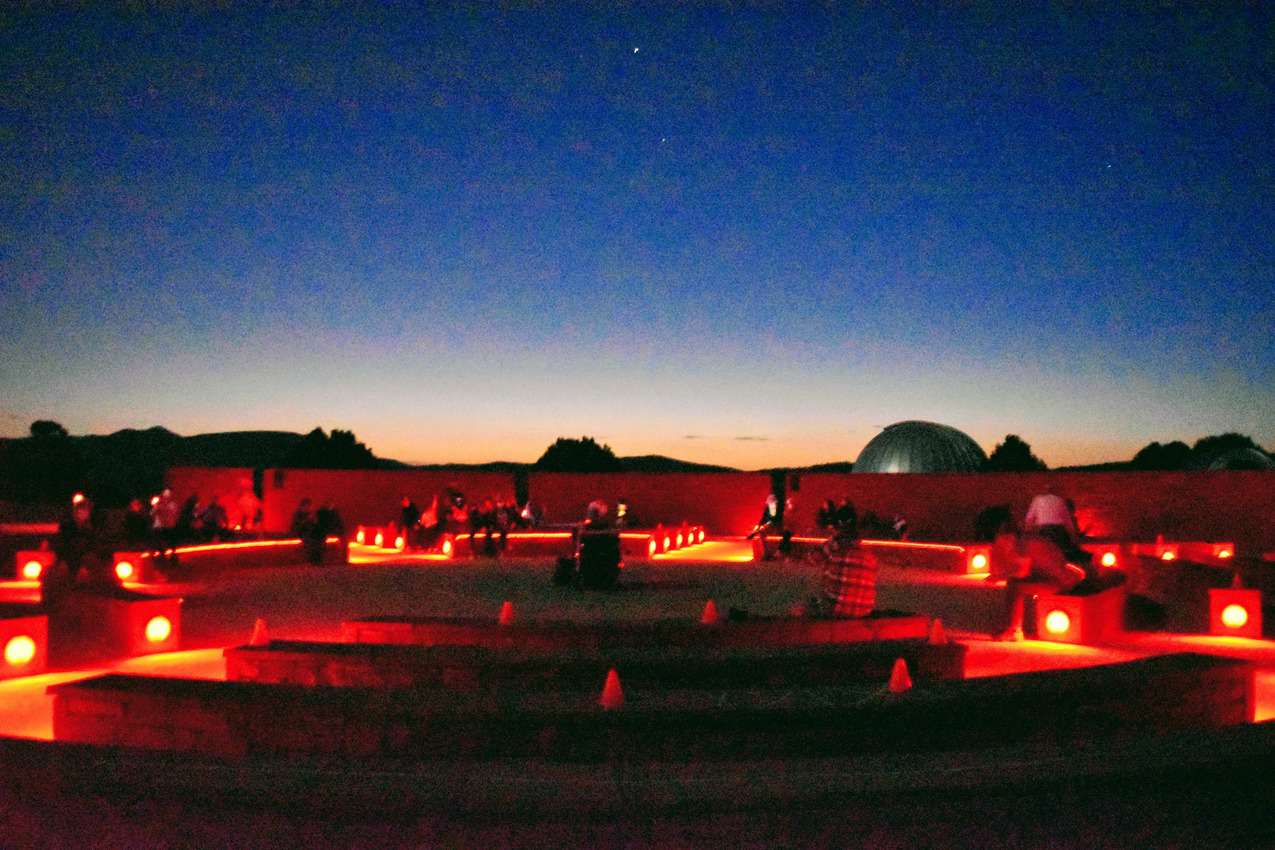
[224, 639, 968, 690]
[49, 654, 1254, 762]
[339, 613, 935, 650]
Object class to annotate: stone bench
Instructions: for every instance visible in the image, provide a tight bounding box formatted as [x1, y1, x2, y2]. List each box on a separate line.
[1034, 582, 1127, 644]
[49, 653, 1252, 762]
[340, 612, 933, 651]
[225, 638, 967, 690]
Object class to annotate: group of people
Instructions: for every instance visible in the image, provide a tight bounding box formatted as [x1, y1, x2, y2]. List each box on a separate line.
[288, 499, 346, 565]
[394, 489, 542, 556]
[987, 488, 1109, 641]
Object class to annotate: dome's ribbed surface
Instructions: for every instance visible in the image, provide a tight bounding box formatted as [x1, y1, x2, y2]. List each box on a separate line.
[1205, 448, 1275, 471]
[853, 421, 988, 474]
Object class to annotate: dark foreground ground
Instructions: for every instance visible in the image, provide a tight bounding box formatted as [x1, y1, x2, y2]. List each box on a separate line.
[5, 554, 1275, 848]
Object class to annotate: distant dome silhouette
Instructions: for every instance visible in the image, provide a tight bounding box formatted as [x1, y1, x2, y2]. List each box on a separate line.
[854, 421, 988, 474]
[1205, 448, 1275, 471]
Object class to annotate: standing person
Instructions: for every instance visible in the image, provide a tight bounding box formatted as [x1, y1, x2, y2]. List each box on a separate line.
[234, 480, 262, 535]
[615, 498, 638, 530]
[398, 497, 421, 550]
[200, 496, 228, 541]
[151, 489, 180, 572]
[123, 497, 150, 546]
[316, 500, 345, 565]
[47, 494, 109, 602]
[291, 498, 322, 566]
[177, 494, 202, 543]
[748, 494, 783, 561]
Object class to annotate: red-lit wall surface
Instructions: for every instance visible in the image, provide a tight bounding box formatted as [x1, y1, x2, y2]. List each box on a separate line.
[166, 467, 1275, 550]
[528, 473, 772, 534]
[786, 471, 1275, 551]
[261, 469, 516, 532]
[165, 467, 255, 513]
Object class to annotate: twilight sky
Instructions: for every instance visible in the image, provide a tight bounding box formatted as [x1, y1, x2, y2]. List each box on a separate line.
[2, 5, 1272, 468]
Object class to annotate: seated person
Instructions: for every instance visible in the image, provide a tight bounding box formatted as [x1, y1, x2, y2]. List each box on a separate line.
[1024, 489, 1093, 577]
[995, 529, 1085, 641]
[808, 517, 879, 618]
[577, 500, 620, 590]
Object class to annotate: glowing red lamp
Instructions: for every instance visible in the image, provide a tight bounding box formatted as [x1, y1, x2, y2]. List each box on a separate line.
[1209, 588, 1261, 639]
[1213, 543, 1235, 560]
[663, 535, 671, 552]
[440, 537, 454, 558]
[0, 614, 47, 679]
[1043, 609, 1071, 637]
[114, 561, 135, 581]
[698, 529, 706, 544]
[965, 545, 991, 575]
[355, 528, 366, 545]
[14, 550, 54, 581]
[4, 635, 36, 666]
[1034, 585, 1126, 644]
[1100, 550, 1118, 568]
[394, 535, 405, 550]
[675, 532, 684, 548]
[374, 531, 385, 548]
[647, 539, 657, 557]
[145, 615, 173, 643]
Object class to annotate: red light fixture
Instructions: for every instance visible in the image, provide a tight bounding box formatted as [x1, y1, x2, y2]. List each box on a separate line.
[698, 529, 705, 543]
[355, 529, 366, 545]
[675, 532, 684, 548]
[1044, 610, 1071, 636]
[1221, 604, 1248, 629]
[647, 539, 657, 557]
[145, 616, 173, 644]
[441, 538, 454, 557]
[4, 635, 36, 667]
[374, 532, 384, 548]
[1100, 551, 1118, 568]
[1209, 588, 1262, 638]
[394, 536, 405, 550]
[21, 560, 44, 580]
[114, 561, 135, 581]
[965, 545, 991, 574]
[1213, 543, 1235, 559]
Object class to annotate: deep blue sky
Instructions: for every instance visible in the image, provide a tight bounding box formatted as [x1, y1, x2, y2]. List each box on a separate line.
[2, 4, 1272, 467]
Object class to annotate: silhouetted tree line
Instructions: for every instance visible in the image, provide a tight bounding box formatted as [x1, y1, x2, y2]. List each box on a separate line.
[284, 428, 377, 469]
[1130, 433, 1272, 470]
[0, 421, 382, 507]
[534, 436, 621, 472]
[983, 435, 1048, 472]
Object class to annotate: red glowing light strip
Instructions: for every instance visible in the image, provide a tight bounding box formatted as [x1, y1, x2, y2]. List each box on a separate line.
[860, 539, 967, 553]
[136, 537, 343, 558]
[760, 536, 966, 553]
[455, 532, 573, 541]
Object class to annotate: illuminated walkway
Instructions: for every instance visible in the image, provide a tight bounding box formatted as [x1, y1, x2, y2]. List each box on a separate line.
[5, 552, 1275, 743]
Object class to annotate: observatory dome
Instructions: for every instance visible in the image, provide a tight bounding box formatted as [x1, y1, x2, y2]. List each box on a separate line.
[1204, 448, 1275, 471]
[853, 421, 988, 474]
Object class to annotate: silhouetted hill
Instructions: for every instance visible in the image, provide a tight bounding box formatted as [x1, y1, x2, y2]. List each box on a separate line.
[618, 455, 738, 473]
[794, 461, 855, 473]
